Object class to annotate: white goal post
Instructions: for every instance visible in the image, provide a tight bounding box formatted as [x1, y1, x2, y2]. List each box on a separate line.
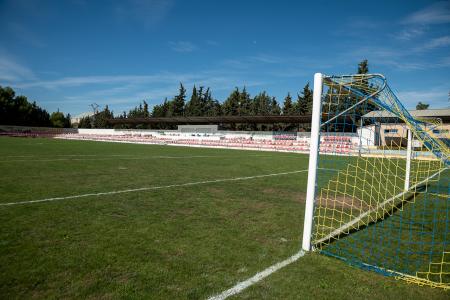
[301, 73, 323, 252]
[300, 72, 449, 289]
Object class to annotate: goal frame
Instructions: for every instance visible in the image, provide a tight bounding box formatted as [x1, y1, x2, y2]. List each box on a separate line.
[301, 72, 414, 252]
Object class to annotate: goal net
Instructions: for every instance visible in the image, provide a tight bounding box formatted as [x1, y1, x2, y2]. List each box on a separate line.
[302, 73, 449, 289]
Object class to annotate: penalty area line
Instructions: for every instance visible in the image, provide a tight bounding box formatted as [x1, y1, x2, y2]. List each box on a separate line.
[207, 250, 306, 300]
[0, 169, 307, 206]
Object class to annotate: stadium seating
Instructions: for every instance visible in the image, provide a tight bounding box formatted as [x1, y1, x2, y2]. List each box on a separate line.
[1, 127, 361, 154]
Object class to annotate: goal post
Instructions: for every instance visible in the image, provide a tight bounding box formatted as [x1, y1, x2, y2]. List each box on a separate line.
[302, 73, 323, 252]
[302, 73, 449, 289]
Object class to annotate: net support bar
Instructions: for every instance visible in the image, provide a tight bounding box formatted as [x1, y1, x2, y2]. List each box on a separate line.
[302, 73, 323, 251]
[404, 129, 412, 191]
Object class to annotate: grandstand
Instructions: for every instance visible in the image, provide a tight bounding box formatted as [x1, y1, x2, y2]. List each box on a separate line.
[2, 108, 449, 155]
[4, 104, 445, 163]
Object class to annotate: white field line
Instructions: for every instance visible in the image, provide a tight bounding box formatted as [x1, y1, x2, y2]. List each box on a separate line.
[314, 167, 447, 246]
[0, 154, 273, 163]
[207, 250, 306, 300]
[0, 169, 308, 206]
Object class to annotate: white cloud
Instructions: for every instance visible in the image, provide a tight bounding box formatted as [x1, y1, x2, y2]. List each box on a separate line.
[17, 73, 201, 89]
[414, 36, 450, 52]
[394, 27, 425, 41]
[0, 51, 35, 82]
[344, 41, 450, 71]
[397, 88, 449, 109]
[28, 68, 269, 115]
[403, 1, 450, 25]
[169, 41, 197, 53]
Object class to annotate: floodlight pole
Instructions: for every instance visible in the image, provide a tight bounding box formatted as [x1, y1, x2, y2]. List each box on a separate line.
[302, 73, 323, 251]
[404, 128, 412, 191]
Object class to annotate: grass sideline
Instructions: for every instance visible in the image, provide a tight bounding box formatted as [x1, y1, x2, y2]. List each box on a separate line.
[0, 137, 447, 299]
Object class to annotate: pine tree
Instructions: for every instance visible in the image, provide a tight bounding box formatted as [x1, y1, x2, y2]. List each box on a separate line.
[78, 116, 92, 128]
[238, 87, 252, 115]
[270, 97, 281, 115]
[357, 59, 377, 127]
[196, 86, 212, 116]
[358, 59, 369, 74]
[185, 85, 202, 116]
[143, 101, 150, 117]
[416, 102, 429, 110]
[50, 110, 66, 128]
[296, 83, 313, 115]
[282, 93, 294, 115]
[0, 85, 52, 127]
[64, 114, 71, 128]
[252, 91, 272, 116]
[222, 88, 240, 116]
[172, 83, 186, 116]
[203, 88, 221, 116]
[93, 105, 114, 128]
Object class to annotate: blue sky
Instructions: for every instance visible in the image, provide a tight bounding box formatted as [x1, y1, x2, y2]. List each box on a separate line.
[0, 0, 449, 116]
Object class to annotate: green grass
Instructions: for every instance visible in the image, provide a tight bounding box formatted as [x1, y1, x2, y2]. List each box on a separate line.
[0, 137, 447, 299]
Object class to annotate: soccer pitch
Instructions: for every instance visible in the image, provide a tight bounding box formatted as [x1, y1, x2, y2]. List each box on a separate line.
[0, 137, 447, 299]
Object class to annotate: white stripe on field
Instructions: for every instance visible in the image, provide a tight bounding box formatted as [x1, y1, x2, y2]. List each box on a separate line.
[207, 250, 306, 300]
[0, 169, 307, 206]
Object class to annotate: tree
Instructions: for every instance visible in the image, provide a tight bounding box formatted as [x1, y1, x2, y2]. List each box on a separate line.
[0, 86, 52, 127]
[270, 97, 281, 115]
[252, 92, 272, 116]
[172, 83, 186, 116]
[358, 59, 369, 74]
[416, 102, 429, 110]
[282, 93, 294, 115]
[93, 105, 114, 128]
[185, 85, 202, 116]
[50, 110, 67, 128]
[203, 88, 221, 116]
[152, 98, 169, 118]
[143, 101, 150, 117]
[64, 114, 71, 128]
[128, 101, 150, 118]
[78, 116, 92, 128]
[296, 83, 313, 115]
[238, 87, 252, 116]
[222, 88, 240, 116]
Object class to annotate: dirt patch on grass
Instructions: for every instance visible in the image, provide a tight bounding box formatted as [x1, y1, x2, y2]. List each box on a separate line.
[316, 195, 369, 210]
